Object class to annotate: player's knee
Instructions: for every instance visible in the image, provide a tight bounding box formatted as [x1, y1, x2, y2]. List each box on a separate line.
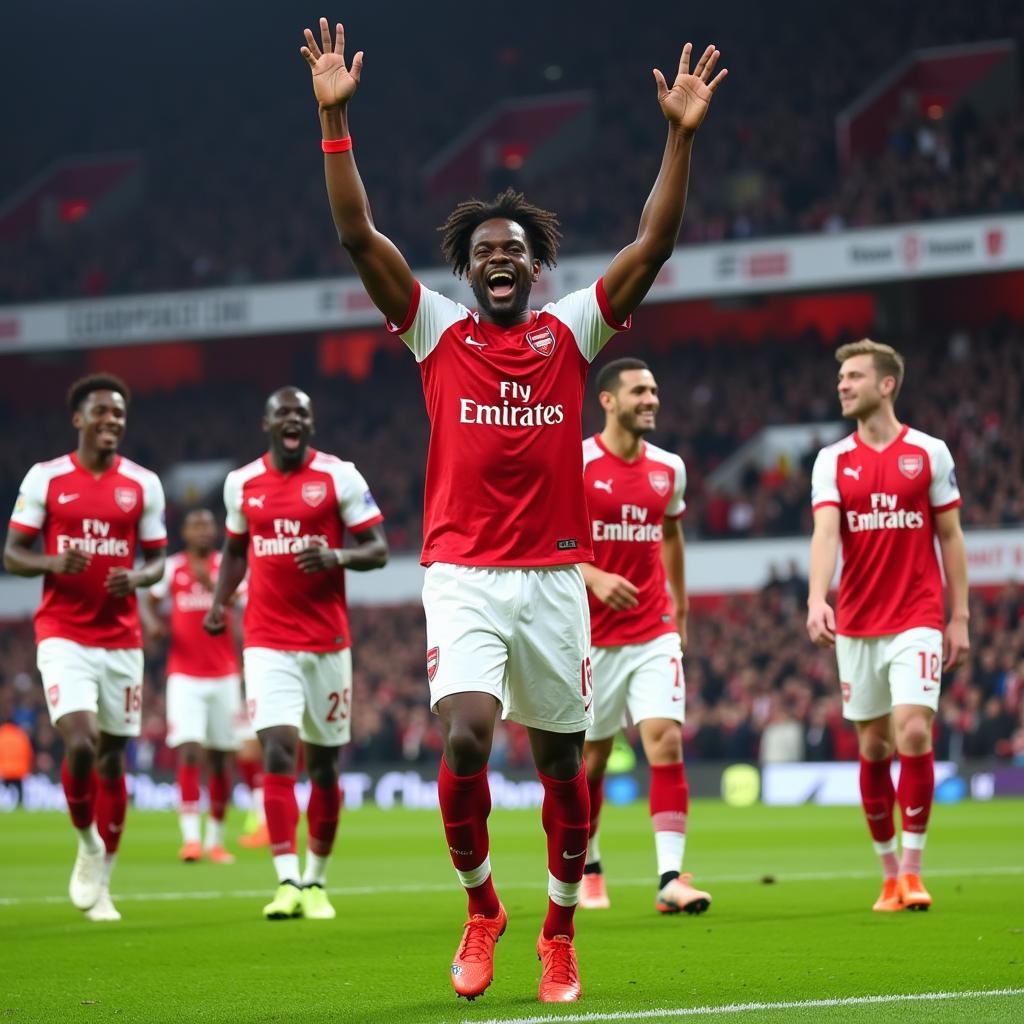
[858, 734, 893, 761]
[896, 718, 931, 754]
[63, 732, 97, 771]
[535, 747, 583, 780]
[307, 758, 339, 789]
[263, 742, 296, 775]
[95, 746, 125, 780]
[179, 743, 202, 767]
[444, 725, 491, 775]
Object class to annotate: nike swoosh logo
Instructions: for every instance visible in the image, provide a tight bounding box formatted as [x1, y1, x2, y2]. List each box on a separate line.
[562, 849, 586, 860]
[465, 338, 487, 349]
[58, 493, 79, 504]
[906, 806, 924, 817]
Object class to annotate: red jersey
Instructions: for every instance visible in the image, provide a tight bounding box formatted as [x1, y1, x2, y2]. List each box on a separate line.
[223, 449, 383, 652]
[811, 425, 960, 636]
[9, 453, 166, 648]
[583, 435, 687, 647]
[151, 551, 241, 678]
[388, 279, 629, 567]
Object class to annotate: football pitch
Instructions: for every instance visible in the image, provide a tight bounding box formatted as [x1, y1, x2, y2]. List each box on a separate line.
[1, 799, 1021, 1024]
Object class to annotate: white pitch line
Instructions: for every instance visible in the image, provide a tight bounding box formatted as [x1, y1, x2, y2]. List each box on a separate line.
[0, 864, 1022, 908]
[458, 987, 1024, 1024]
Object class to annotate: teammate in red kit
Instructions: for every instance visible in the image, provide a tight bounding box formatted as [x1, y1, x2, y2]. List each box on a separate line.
[578, 359, 711, 917]
[143, 508, 242, 864]
[300, 17, 725, 1002]
[807, 340, 969, 913]
[4, 374, 166, 921]
[204, 386, 387, 921]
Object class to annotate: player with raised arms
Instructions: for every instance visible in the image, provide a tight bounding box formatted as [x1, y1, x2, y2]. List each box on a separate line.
[578, 358, 711, 917]
[4, 374, 166, 921]
[300, 16, 725, 1003]
[807, 340, 969, 913]
[204, 386, 387, 921]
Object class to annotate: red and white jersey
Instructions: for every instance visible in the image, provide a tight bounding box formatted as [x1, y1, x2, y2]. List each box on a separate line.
[387, 279, 629, 567]
[583, 435, 686, 647]
[223, 449, 383, 652]
[811, 425, 960, 636]
[151, 551, 241, 679]
[9, 453, 166, 648]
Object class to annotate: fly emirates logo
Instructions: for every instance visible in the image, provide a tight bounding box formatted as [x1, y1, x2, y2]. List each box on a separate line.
[57, 519, 130, 557]
[252, 518, 329, 557]
[847, 493, 925, 533]
[593, 504, 663, 543]
[459, 380, 565, 428]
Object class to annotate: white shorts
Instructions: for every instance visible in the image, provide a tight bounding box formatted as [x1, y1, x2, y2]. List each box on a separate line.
[422, 562, 592, 734]
[243, 647, 353, 747]
[835, 627, 943, 721]
[588, 633, 685, 741]
[37, 637, 144, 737]
[166, 674, 243, 750]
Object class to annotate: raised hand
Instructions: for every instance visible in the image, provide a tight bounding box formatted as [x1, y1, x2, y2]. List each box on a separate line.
[653, 43, 727, 136]
[300, 17, 363, 109]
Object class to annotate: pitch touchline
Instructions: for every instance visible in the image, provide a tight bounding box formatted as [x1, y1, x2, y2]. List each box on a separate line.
[0, 864, 1021, 908]
[459, 987, 1024, 1024]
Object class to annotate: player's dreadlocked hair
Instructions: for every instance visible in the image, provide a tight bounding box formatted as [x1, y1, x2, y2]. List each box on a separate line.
[438, 188, 562, 278]
[67, 373, 131, 413]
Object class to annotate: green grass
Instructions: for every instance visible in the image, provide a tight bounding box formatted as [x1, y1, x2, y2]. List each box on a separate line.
[1, 800, 1022, 1023]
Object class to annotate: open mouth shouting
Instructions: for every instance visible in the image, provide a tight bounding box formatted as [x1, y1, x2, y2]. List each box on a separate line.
[281, 424, 304, 453]
[485, 267, 517, 302]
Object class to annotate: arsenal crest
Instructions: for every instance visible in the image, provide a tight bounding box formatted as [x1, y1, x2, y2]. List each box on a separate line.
[840, 682, 851, 703]
[426, 647, 440, 683]
[525, 325, 556, 357]
[648, 470, 671, 497]
[898, 454, 924, 480]
[114, 487, 137, 513]
[302, 482, 327, 507]
[47, 684, 60, 707]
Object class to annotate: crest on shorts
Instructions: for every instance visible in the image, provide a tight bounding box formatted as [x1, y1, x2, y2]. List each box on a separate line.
[114, 487, 137, 513]
[47, 684, 60, 707]
[898, 454, 924, 480]
[840, 682, 851, 703]
[426, 647, 440, 683]
[581, 657, 593, 713]
[648, 470, 671, 497]
[302, 482, 327, 508]
[525, 325, 556, 357]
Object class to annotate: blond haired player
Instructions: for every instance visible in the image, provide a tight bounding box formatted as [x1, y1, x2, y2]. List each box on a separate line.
[807, 340, 969, 912]
[579, 358, 710, 916]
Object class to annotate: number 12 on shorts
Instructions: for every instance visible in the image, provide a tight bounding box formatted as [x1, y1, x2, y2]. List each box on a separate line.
[918, 651, 939, 683]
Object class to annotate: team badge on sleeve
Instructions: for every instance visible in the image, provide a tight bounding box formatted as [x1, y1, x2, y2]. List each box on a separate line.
[114, 487, 138, 512]
[525, 325, 556, 357]
[898, 454, 924, 479]
[302, 482, 327, 508]
[426, 646, 440, 682]
[648, 470, 671, 497]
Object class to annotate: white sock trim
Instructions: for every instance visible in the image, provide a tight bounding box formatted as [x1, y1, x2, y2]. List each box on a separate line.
[77, 823, 103, 853]
[455, 856, 491, 890]
[902, 830, 927, 851]
[273, 853, 301, 884]
[872, 837, 898, 855]
[204, 818, 225, 849]
[548, 872, 581, 908]
[303, 852, 331, 886]
[102, 853, 117, 887]
[655, 831, 686, 877]
[585, 834, 601, 866]
[180, 812, 201, 845]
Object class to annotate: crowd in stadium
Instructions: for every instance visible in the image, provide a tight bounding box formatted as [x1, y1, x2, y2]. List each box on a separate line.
[0, 0, 1021, 302]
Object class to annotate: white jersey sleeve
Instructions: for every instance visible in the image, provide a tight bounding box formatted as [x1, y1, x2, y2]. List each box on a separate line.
[545, 279, 631, 363]
[10, 463, 48, 533]
[335, 463, 384, 531]
[138, 472, 167, 547]
[927, 440, 961, 510]
[667, 457, 687, 518]
[386, 282, 468, 362]
[223, 470, 248, 537]
[811, 447, 841, 509]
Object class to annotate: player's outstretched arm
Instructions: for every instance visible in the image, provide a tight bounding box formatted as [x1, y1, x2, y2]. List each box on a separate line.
[301, 18, 415, 327]
[935, 507, 970, 670]
[204, 535, 248, 635]
[806, 506, 840, 646]
[602, 42, 726, 324]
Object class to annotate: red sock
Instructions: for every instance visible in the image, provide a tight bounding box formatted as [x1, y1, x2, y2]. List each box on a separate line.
[237, 757, 263, 792]
[95, 775, 127, 855]
[539, 765, 590, 940]
[177, 763, 201, 815]
[208, 771, 231, 823]
[437, 759, 499, 918]
[61, 760, 96, 830]
[263, 773, 299, 856]
[859, 756, 896, 842]
[586, 772, 604, 849]
[649, 762, 689, 833]
[897, 751, 934, 837]
[307, 781, 342, 857]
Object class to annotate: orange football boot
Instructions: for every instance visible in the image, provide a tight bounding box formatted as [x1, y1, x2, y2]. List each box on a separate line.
[537, 932, 581, 1003]
[872, 877, 903, 912]
[204, 845, 236, 865]
[579, 873, 610, 909]
[179, 841, 202, 863]
[656, 873, 712, 915]
[450, 903, 508, 1000]
[238, 824, 270, 849]
[897, 873, 932, 911]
